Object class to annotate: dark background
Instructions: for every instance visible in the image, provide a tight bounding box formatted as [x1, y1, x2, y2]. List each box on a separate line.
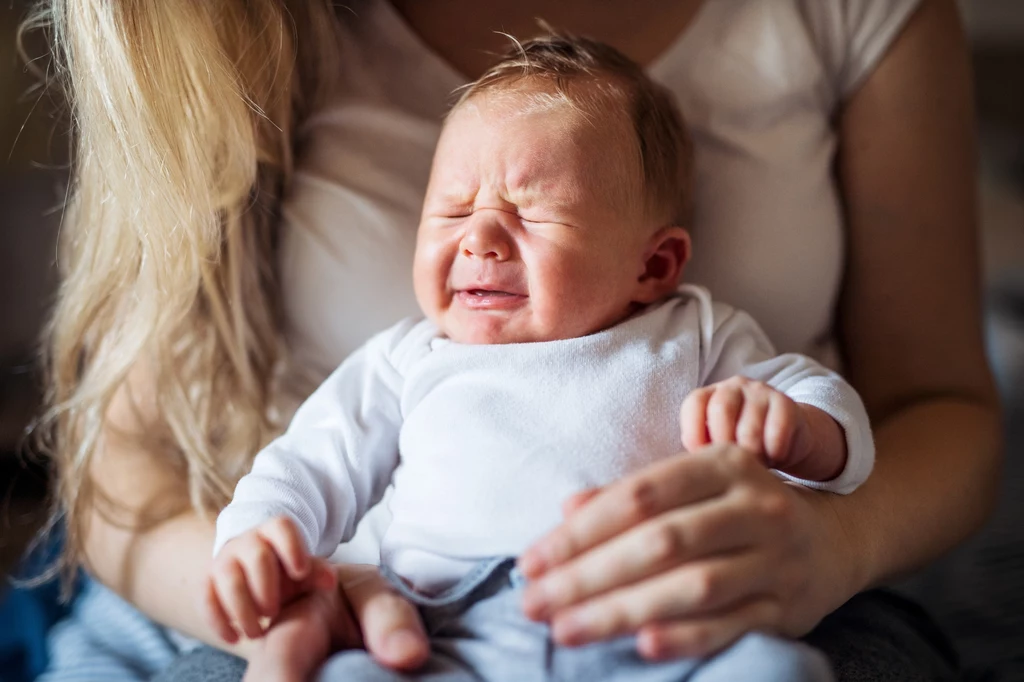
[1, 1, 1022, 679]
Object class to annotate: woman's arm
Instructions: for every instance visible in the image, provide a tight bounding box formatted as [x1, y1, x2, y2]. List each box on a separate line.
[82, 367, 429, 668]
[82, 366, 246, 652]
[833, 0, 1001, 587]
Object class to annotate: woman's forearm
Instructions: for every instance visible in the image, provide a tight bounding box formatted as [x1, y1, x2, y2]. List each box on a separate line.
[84, 505, 258, 658]
[828, 396, 1001, 592]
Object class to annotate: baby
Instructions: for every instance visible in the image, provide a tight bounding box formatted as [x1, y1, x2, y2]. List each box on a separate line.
[208, 34, 872, 682]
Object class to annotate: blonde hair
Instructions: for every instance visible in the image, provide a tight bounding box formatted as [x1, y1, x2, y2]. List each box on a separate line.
[455, 32, 693, 226]
[23, 0, 340, 584]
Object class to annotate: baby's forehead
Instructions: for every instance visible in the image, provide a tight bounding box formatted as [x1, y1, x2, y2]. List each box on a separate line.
[452, 79, 631, 136]
[438, 82, 646, 218]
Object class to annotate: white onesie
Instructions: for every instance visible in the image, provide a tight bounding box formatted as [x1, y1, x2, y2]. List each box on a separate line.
[215, 286, 874, 593]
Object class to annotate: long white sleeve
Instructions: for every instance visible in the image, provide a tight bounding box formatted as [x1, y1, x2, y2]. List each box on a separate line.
[213, 323, 409, 558]
[698, 292, 874, 494]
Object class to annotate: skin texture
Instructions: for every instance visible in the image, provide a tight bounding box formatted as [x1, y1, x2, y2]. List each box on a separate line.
[81, 0, 1000, 673]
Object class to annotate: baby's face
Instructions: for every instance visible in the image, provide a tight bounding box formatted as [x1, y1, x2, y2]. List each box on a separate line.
[413, 92, 658, 344]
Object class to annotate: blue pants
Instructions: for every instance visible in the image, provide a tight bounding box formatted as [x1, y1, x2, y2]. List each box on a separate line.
[51, 576, 960, 682]
[312, 558, 832, 681]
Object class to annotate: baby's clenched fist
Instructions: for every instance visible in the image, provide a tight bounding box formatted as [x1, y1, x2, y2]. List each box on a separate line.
[680, 376, 846, 481]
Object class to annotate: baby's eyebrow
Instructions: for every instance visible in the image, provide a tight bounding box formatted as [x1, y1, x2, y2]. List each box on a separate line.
[507, 181, 584, 216]
[428, 187, 476, 207]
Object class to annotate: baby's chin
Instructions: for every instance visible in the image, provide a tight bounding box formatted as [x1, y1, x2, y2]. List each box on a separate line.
[438, 312, 615, 345]
[443, 323, 540, 345]
[435, 313, 549, 345]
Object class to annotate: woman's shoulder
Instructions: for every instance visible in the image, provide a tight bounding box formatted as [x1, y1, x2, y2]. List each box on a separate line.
[662, 0, 923, 109]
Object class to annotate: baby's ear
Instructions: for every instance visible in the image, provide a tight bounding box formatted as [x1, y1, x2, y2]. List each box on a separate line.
[633, 226, 691, 304]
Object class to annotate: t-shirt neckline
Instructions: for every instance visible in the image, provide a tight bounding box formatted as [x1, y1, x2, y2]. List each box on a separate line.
[377, 0, 715, 86]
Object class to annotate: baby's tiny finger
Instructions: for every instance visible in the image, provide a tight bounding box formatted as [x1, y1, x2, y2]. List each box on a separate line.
[735, 390, 770, 460]
[763, 394, 798, 465]
[259, 516, 310, 581]
[240, 538, 281, 619]
[204, 579, 239, 644]
[215, 558, 265, 640]
[706, 388, 743, 444]
[680, 388, 712, 452]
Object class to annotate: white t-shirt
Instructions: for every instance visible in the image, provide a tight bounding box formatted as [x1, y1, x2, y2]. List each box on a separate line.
[219, 287, 874, 592]
[275, 0, 920, 562]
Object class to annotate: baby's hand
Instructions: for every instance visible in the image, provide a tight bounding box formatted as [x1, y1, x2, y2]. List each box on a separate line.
[206, 516, 337, 644]
[680, 376, 843, 478]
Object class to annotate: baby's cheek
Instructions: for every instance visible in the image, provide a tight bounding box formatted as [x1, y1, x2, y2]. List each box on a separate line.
[412, 245, 450, 313]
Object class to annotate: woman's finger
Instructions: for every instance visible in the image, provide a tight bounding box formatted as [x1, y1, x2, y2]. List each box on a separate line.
[636, 598, 783, 660]
[258, 516, 310, 581]
[547, 553, 775, 646]
[561, 487, 602, 518]
[519, 447, 743, 578]
[338, 565, 430, 671]
[214, 557, 265, 639]
[522, 494, 769, 620]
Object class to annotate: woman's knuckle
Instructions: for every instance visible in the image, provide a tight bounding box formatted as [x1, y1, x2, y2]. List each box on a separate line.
[604, 601, 633, 634]
[681, 625, 714, 653]
[759, 492, 794, 525]
[690, 569, 719, 607]
[624, 479, 661, 521]
[645, 524, 684, 564]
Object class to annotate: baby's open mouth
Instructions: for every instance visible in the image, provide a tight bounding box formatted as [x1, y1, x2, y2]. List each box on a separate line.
[455, 289, 527, 310]
[467, 289, 515, 297]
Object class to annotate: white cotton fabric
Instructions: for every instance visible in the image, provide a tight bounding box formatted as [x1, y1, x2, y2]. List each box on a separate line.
[217, 287, 874, 593]
[276, 0, 920, 564]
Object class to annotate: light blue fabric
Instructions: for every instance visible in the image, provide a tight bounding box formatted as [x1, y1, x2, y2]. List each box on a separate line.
[315, 559, 834, 682]
[36, 579, 178, 682]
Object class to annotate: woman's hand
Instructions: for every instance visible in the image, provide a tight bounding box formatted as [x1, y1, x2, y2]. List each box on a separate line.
[517, 445, 859, 660]
[244, 563, 431, 680]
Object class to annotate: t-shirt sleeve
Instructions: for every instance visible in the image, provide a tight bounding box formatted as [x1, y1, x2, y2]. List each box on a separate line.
[800, 0, 924, 101]
[213, 319, 415, 558]
[699, 299, 875, 495]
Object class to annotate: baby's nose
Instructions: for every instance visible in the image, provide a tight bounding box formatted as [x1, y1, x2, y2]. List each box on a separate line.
[460, 218, 512, 261]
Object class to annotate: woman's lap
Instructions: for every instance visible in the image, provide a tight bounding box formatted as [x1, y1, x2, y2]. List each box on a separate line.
[147, 590, 959, 682]
[806, 590, 960, 682]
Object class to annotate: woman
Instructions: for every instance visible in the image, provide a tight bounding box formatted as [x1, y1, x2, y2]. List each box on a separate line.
[34, 0, 1000, 680]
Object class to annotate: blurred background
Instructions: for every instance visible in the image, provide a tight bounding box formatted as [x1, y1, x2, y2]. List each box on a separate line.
[0, 1, 1022, 680]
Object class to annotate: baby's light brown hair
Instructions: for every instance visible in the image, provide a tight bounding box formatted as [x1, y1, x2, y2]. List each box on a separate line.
[452, 31, 693, 228]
